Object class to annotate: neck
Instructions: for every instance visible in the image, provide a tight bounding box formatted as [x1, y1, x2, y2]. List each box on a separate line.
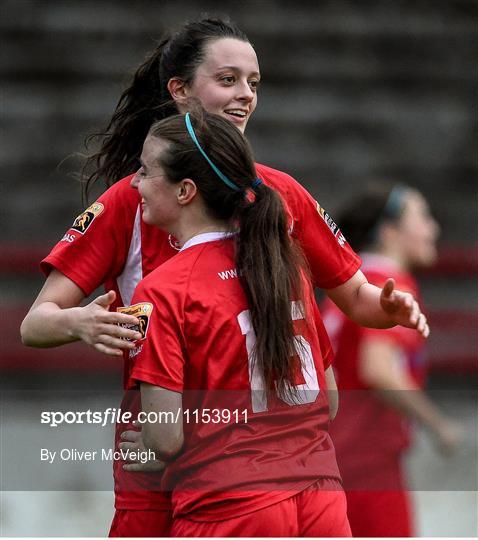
[170, 220, 230, 248]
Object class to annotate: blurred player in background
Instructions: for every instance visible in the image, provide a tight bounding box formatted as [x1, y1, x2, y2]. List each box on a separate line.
[21, 17, 429, 537]
[322, 182, 463, 537]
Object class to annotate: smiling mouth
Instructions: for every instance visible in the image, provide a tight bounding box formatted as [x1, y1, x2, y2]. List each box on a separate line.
[224, 109, 247, 120]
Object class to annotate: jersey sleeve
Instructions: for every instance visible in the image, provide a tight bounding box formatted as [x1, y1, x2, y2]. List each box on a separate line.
[128, 280, 186, 393]
[40, 176, 138, 296]
[292, 181, 362, 289]
[255, 164, 361, 290]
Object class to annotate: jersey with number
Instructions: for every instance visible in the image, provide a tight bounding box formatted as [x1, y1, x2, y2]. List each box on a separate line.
[128, 233, 341, 520]
[40, 165, 360, 511]
[322, 254, 426, 489]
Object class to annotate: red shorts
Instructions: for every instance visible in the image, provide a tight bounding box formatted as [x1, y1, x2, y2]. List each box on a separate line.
[345, 490, 413, 537]
[108, 509, 172, 537]
[172, 478, 351, 537]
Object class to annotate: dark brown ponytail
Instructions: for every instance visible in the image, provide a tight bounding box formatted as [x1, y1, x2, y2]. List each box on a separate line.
[235, 184, 307, 399]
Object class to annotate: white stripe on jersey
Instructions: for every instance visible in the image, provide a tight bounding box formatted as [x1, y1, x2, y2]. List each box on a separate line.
[117, 206, 143, 306]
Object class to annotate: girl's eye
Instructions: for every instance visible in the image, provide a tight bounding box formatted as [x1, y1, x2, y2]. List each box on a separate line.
[249, 79, 260, 90]
[221, 76, 235, 84]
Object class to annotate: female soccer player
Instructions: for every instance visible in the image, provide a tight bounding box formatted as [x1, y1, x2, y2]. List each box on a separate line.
[20, 18, 428, 536]
[123, 110, 428, 536]
[322, 183, 463, 537]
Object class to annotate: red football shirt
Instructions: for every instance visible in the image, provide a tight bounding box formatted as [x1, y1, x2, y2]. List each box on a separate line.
[322, 254, 426, 490]
[40, 165, 361, 510]
[128, 233, 341, 520]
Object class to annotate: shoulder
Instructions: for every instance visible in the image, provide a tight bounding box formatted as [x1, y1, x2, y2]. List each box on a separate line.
[97, 174, 139, 206]
[255, 162, 304, 196]
[135, 243, 208, 296]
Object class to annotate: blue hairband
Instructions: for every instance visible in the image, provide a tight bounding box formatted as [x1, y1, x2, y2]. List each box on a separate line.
[184, 112, 262, 193]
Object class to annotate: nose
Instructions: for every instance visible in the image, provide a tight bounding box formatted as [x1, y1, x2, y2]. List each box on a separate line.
[236, 79, 254, 103]
[131, 172, 140, 189]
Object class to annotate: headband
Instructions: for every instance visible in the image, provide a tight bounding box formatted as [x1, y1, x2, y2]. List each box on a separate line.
[184, 113, 262, 193]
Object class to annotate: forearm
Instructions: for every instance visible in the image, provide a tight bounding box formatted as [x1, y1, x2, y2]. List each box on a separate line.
[325, 366, 339, 421]
[375, 385, 449, 436]
[350, 282, 396, 328]
[20, 302, 82, 347]
[327, 273, 395, 329]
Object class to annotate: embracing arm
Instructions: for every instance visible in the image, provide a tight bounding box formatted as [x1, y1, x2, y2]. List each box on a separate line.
[140, 383, 184, 461]
[325, 270, 429, 337]
[325, 366, 339, 421]
[20, 269, 142, 356]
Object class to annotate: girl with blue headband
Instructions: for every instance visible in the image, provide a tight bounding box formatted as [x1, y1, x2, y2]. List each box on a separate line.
[124, 108, 351, 536]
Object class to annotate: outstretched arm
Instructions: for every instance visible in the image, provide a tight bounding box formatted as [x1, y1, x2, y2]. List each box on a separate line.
[359, 338, 463, 456]
[20, 269, 142, 356]
[326, 270, 429, 337]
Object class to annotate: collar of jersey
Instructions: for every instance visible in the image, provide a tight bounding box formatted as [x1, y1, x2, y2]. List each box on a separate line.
[180, 231, 234, 252]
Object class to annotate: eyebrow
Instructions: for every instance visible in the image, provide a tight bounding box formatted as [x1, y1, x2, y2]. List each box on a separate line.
[216, 66, 261, 77]
[139, 158, 148, 170]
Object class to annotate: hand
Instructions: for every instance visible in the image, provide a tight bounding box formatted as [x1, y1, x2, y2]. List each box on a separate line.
[119, 423, 166, 472]
[73, 290, 143, 356]
[380, 279, 430, 337]
[433, 419, 465, 457]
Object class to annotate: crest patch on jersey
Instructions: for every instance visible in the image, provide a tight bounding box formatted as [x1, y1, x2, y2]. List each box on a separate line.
[71, 202, 104, 234]
[316, 202, 346, 246]
[117, 302, 153, 340]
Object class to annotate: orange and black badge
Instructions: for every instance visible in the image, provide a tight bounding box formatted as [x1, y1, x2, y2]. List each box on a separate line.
[71, 202, 104, 234]
[117, 302, 153, 340]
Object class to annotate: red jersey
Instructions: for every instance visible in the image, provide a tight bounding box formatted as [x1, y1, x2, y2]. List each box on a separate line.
[128, 233, 341, 520]
[40, 164, 361, 510]
[322, 254, 426, 490]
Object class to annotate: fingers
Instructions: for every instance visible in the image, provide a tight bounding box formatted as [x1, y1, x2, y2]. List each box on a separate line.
[121, 429, 142, 442]
[98, 322, 142, 342]
[408, 299, 420, 326]
[94, 343, 124, 357]
[416, 313, 427, 333]
[95, 334, 139, 353]
[92, 290, 116, 308]
[118, 442, 138, 453]
[381, 278, 395, 299]
[123, 461, 165, 473]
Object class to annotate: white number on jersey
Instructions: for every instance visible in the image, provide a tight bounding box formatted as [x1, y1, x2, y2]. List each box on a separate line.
[237, 301, 320, 413]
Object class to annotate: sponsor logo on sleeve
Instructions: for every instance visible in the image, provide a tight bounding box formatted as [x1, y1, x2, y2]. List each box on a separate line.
[117, 302, 153, 341]
[70, 202, 104, 234]
[316, 202, 346, 247]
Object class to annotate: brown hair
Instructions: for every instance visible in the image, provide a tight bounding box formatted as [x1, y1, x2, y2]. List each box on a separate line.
[82, 17, 250, 201]
[337, 182, 410, 252]
[148, 110, 307, 400]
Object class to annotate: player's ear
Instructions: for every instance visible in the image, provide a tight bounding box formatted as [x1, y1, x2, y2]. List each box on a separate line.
[168, 77, 188, 106]
[177, 178, 197, 206]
